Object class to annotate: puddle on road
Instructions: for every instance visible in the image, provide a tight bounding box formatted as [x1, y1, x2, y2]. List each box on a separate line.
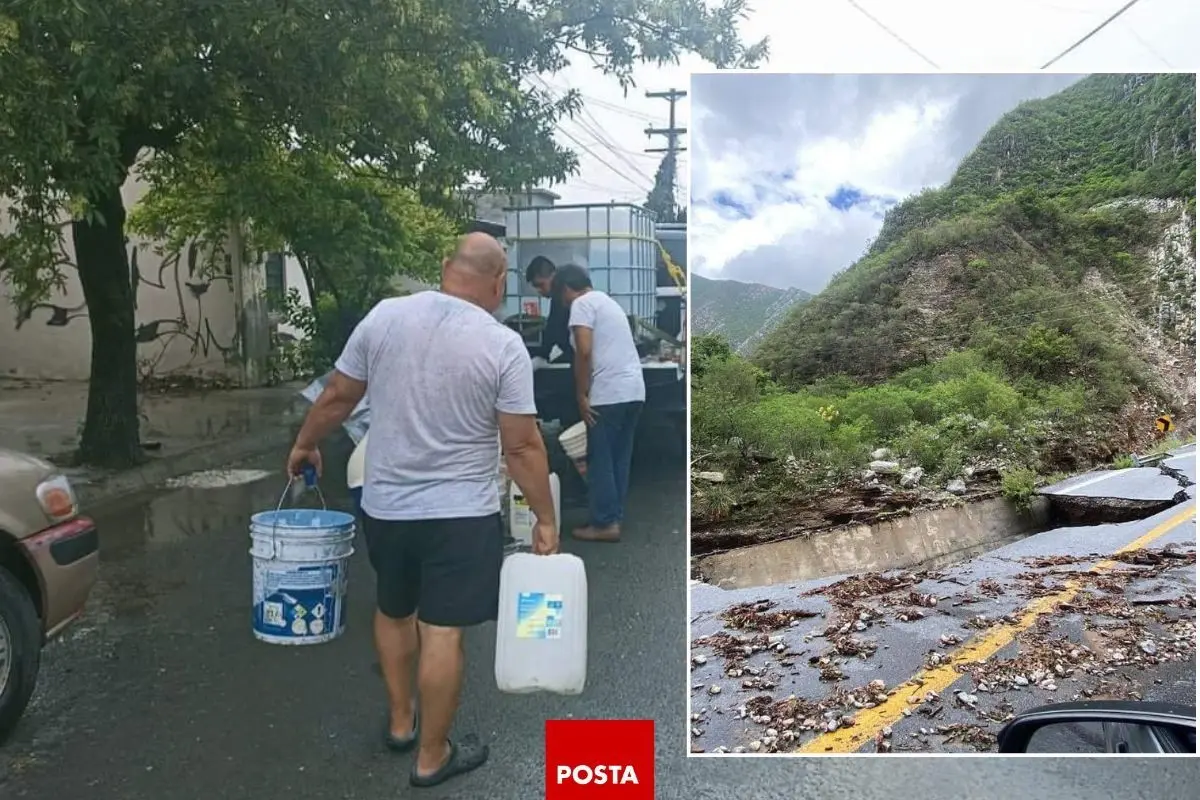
[165, 468, 275, 490]
[695, 496, 1048, 590]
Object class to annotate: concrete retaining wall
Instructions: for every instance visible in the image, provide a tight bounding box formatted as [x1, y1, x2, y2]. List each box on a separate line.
[696, 495, 1049, 590]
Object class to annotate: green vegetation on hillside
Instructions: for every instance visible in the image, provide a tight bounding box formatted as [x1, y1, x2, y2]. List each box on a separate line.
[693, 340, 1106, 522]
[693, 73, 1196, 529]
[691, 274, 811, 353]
[754, 189, 1167, 389]
[867, 73, 1195, 258]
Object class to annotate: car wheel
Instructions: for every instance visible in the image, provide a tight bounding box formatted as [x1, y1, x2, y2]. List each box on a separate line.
[0, 565, 41, 745]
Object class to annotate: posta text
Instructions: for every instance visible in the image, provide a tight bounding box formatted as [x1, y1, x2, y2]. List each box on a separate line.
[545, 719, 654, 799]
[556, 765, 640, 785]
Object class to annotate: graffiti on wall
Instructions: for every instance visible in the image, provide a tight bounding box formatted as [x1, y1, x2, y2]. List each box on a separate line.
[128, 241, 239, 367]
[10, 231, 241, 378]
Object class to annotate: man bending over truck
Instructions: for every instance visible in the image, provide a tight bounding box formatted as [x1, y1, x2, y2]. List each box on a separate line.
[287, 232, 559, 789]
[554, 263, 646, 544]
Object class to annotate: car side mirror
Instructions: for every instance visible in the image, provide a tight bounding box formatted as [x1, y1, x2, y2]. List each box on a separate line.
[998, 701, 1196, 754]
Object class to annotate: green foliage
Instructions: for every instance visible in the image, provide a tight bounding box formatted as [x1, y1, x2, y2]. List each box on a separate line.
[1111, 454, 1137, 469]
[690, 332, 735, 378]
[1009, 324, 1081, 381]
[695, 73, 1195, 525]
[129, 147, 459, 378]
[645, 151, 682, 223]
[691, 346, 1110, 514]
[1000, 466, 1040, 511]
[753, 74, 1194, 394]
[691, 354, 766, 448]
[0, 0, 766, 465]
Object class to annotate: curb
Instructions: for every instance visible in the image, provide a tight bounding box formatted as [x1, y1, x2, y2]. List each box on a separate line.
[71, 421, 302, 509]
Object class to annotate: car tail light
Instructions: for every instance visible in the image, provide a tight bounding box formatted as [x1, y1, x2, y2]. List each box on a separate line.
[37, 474, 78, 522]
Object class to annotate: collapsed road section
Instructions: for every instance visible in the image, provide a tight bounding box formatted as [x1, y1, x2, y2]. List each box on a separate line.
[689, 456, 1197, 755]
[1039, 446, 1194, 525]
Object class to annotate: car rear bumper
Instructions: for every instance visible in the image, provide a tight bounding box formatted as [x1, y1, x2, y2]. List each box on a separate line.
[19, 516, 99, 639]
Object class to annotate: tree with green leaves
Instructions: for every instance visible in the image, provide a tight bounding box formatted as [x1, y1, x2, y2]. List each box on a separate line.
[0, 1, 766, 468]
[645, 151, 682, 223]
[128, 145, 461, 377]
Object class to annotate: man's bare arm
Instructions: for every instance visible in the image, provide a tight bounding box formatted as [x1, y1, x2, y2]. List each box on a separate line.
[295, 370, 367, 450]
[498, 412, 556, 527]
[572, 325, 593, 401]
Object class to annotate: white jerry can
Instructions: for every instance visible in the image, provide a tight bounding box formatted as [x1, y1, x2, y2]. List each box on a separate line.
[494, 552, 587, 695]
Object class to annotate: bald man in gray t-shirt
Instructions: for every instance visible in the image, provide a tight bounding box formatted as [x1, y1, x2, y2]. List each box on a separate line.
[285, 233, 558, 789]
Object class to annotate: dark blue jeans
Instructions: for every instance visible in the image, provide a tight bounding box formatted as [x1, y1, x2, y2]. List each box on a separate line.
[586, 401, 643, 527]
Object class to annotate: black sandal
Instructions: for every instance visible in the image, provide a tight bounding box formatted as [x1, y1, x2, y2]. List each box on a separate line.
[383, 707, 419, 752]
[410, 735, 490, 788]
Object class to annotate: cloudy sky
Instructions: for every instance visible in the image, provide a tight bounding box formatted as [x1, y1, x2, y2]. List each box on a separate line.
[690, 73, 1092, 290]
[548, 0, 1198, 250]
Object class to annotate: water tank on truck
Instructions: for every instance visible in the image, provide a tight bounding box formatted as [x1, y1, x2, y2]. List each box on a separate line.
[498, 203, 680, 431]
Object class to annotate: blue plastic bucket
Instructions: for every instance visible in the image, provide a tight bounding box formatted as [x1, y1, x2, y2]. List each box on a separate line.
[249, 507, 356, 645]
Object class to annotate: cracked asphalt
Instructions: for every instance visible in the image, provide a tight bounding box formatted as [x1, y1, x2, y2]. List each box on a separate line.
[691, 466, 1197, 756]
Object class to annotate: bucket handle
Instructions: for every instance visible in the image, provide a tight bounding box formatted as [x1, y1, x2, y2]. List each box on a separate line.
[269, 465, 328, 559]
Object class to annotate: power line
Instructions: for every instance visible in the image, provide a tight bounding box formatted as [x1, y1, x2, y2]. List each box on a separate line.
[529, 75, 652, 193]
[555, 124, 650, 194]
[844, 0, 940, 69]
[1039, 0, 1145, 69]
[1122, 21, 1174, 68]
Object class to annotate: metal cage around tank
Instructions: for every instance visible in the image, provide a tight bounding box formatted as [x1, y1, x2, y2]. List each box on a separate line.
[500, 203, 659, 323]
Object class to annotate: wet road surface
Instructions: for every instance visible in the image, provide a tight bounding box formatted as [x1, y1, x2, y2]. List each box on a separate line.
[4, 445, 1200, 796]
[1, 438, 691, 799]
[691, 492, 1197, 755]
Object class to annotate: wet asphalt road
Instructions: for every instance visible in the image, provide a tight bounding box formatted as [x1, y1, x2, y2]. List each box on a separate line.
[2, 436, 692, 800]
[691, 494, 1197, 756]
[3, 444, 1200, 798]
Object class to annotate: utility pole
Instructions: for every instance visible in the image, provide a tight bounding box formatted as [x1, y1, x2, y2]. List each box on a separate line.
[644, 88, 688, 158]
[645, 88, 687, 224]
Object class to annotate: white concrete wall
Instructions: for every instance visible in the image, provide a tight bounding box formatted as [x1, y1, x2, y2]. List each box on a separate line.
[0, 173, 240, 382]
[275, 253, 312, 341]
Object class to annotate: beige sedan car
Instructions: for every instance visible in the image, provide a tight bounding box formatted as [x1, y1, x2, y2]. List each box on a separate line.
[0, 447, 98, 743]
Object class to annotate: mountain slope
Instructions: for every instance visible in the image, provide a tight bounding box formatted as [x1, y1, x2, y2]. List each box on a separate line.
[753, 73, 1196, 419]
[691, 274, 811, 353]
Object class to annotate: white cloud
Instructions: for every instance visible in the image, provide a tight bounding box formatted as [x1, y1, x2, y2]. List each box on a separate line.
[689, 73, 1094, 290]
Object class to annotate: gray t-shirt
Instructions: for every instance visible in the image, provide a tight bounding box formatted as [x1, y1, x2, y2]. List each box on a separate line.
[335, 291, 536, 521]
[568, 290, 646, 406]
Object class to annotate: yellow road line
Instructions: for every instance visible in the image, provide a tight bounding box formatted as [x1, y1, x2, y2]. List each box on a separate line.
[796, 505, 1197, 754]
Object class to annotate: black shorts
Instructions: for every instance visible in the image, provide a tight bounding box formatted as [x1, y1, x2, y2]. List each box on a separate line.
[361, 512, 504, 627]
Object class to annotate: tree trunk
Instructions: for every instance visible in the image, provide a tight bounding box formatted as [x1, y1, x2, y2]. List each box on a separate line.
[74, 178, 144, 468]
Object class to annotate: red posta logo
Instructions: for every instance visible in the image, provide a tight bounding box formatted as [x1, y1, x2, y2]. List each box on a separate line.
[545, 719, 654, 798]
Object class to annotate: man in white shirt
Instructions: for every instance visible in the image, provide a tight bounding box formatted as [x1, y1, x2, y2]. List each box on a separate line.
[554, 263, 646, 543]
[286, 233, 559, 789]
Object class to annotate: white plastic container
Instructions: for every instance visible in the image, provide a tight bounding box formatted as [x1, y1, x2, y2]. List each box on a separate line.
[508, 473, 561, 547]
[347, 432, 368, 491]
[494, 552, 588, 694]
[559, 422, 587, 460]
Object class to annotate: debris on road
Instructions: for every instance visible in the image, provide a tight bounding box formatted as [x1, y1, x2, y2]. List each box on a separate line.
[693, 543, 1196, 755]
[721, 599, 819, 631]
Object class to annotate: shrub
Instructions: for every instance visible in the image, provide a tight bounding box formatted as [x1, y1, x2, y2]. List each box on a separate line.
[837, 385, 919, 440]
[1001, 466, 1040, 511]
